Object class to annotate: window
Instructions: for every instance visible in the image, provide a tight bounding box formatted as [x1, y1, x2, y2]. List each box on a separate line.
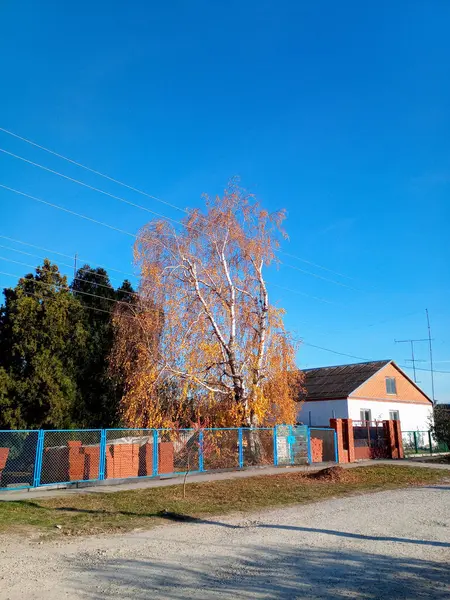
[389, 410, 400, 421]
[360, 409, 371, 423]
[386, 377, 397, 395]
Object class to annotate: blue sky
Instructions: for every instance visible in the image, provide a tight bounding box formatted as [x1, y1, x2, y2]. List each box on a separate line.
[0, 1, 449, 401]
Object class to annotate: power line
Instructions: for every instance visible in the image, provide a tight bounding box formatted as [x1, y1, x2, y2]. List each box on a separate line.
[301, 341, 450, 374]
[0, 147, 187, 226]
[0, 234, 136, 279]
[279, 261, 362, 292]
[0, 154, 354, 292]
[0, 243, 135, 285]
[0, 187, 343, 307]
[0, 126, 189, 215]
[2, 234, 427, 337]
[0, 255, 142, 301]
[0, 125, 363, 285]
[0, 184, 136, 237]
[0, 268, 134, 309]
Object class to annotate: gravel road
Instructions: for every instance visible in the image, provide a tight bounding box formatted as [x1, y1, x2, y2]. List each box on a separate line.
[1, 486, 449, 599]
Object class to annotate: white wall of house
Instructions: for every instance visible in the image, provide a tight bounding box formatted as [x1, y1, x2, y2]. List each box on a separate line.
[347, 398, 433, 431]
[297, 399, 348, 426]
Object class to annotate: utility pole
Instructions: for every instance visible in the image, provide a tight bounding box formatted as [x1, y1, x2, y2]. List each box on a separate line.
[74, 252, 78, 281]
[426, 309, 436, 404]
[394, 338, 428, 383]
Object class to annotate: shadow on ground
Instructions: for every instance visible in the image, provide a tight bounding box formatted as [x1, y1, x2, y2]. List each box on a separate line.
[69, 544, 450, 599]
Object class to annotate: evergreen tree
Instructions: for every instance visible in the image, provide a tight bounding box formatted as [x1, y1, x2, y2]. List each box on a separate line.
[71, 265, 135, 427]
[0, 260, 87, 429]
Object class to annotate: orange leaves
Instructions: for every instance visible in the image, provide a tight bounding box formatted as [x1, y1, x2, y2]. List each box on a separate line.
[111, 180, 301, 428]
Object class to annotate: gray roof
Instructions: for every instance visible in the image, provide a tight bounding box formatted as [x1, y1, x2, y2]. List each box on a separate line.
[301, 360, 391, 401]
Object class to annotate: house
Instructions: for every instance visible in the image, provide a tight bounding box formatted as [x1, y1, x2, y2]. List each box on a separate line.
[297, 360, 433, 431]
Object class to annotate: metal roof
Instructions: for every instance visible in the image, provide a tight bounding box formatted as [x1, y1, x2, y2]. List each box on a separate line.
[301, 360, 391, 401]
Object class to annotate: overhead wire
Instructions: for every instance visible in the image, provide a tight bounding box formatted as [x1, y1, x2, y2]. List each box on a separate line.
[0, 234, 136, 279]
[301, 341, 450, 374]
[0, 125, 363, 286]
[0, 126, 189, 215]
[0, 147, 188, 227]
[1, 264, 447, 377]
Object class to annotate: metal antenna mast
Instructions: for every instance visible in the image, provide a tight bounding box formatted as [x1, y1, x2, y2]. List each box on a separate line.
[426, 309, 436, 404]
[394, 339, 428, 383]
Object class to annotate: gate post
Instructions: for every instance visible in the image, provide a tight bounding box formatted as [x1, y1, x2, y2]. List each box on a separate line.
[98, 430, 106, 481]
[288, 425, 294, 465]
[273, 426, 278, 467]
[333, 429, 339, 463]
[413, 431, 419, 454]
[306, 427, 312, 465]
[238, 428, 244, 468]
[152, 429, 159, 476]
[428, 430, 433, 455]
[32, 430, 45, 488]
[198, 430, 204, 472]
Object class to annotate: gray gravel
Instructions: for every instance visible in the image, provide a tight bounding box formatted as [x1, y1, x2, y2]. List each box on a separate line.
[1, 486, 449, 599]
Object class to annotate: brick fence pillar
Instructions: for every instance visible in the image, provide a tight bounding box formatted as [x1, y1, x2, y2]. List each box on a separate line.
[393, 420, 404, 459]
[330, 419, 347, 463]
[330, 418, 355, 463]
[383, 420, 404, 459]
[345, 419, 355, 463]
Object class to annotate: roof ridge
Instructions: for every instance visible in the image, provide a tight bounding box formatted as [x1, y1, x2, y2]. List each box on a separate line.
[302, 359, 390, 372]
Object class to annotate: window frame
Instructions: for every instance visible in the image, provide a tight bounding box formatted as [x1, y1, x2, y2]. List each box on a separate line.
[389, 410, 400, 421]
[360, 409, 372, 423]
[385, 376, 397, 395]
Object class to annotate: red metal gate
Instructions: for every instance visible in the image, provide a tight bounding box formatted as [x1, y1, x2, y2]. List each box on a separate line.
[352, 420, 389, 460]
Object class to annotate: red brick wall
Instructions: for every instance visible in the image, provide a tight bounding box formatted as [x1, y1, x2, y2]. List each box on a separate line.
[311, 438, 323, 462]
[351, 363, 431, 405]
[0, 448, 9, 471]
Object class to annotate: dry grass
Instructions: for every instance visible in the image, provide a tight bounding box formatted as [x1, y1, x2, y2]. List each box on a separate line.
[0, 465, 446, 538]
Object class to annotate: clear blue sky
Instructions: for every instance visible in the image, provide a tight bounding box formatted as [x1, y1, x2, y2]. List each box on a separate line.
[0, 1, 449, 401]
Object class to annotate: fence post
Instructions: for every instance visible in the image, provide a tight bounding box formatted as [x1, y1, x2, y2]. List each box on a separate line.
[273, 426, 278, 467]
[333, 429, 339, 463]
[198, 430, 204, 472]
[413, 431, 419, 454]
[238, 428, 244, 468]
[98, 430, 106, 481]
[306, 427, 312, 465]
[288, 425, 294, 465]
[32, 430, 45, 488]
[428, 431, 433, 455]
[152, 429, 159, 477]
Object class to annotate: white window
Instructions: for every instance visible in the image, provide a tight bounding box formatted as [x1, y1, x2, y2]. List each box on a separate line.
[389, 410, 400, 421]
[360, 409, 371, 423]
[386, 377, 397, 395]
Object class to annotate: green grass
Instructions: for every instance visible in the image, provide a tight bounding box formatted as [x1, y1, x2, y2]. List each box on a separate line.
[0, 465, 447, 538]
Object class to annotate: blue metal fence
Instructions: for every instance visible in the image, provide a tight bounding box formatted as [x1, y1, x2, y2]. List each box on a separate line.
[0, 425, 337, 492]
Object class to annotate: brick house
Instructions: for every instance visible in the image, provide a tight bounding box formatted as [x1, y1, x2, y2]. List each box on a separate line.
[297, 360, 433, 431]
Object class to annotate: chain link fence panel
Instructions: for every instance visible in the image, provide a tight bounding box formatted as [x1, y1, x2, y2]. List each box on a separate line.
[41, 430, 102, 485]
[159, 429, 199, 474]
[0, 430, 39, 490]
[105, 429, 156, 479]
[203, 429, 239, 470]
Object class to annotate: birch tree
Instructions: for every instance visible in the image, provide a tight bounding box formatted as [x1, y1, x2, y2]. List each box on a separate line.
[112, 182, 301, 428]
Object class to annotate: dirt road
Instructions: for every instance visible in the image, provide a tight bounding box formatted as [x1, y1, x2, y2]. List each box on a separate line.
[1, 486, 449, 599]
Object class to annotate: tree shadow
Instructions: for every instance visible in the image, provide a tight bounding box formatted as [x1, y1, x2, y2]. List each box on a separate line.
[68, 545, 450, 599]
[22, 503, 450, 547]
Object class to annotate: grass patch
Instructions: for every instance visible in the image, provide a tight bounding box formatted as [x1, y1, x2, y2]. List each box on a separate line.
[0, 465, 447, 538]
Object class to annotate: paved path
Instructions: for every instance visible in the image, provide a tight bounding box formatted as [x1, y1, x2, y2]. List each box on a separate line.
[1, 459, 449, 502]
[1, 485, 449, 599]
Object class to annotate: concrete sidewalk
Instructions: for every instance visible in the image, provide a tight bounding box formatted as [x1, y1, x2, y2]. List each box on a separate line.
[1, 459, 449, 502]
